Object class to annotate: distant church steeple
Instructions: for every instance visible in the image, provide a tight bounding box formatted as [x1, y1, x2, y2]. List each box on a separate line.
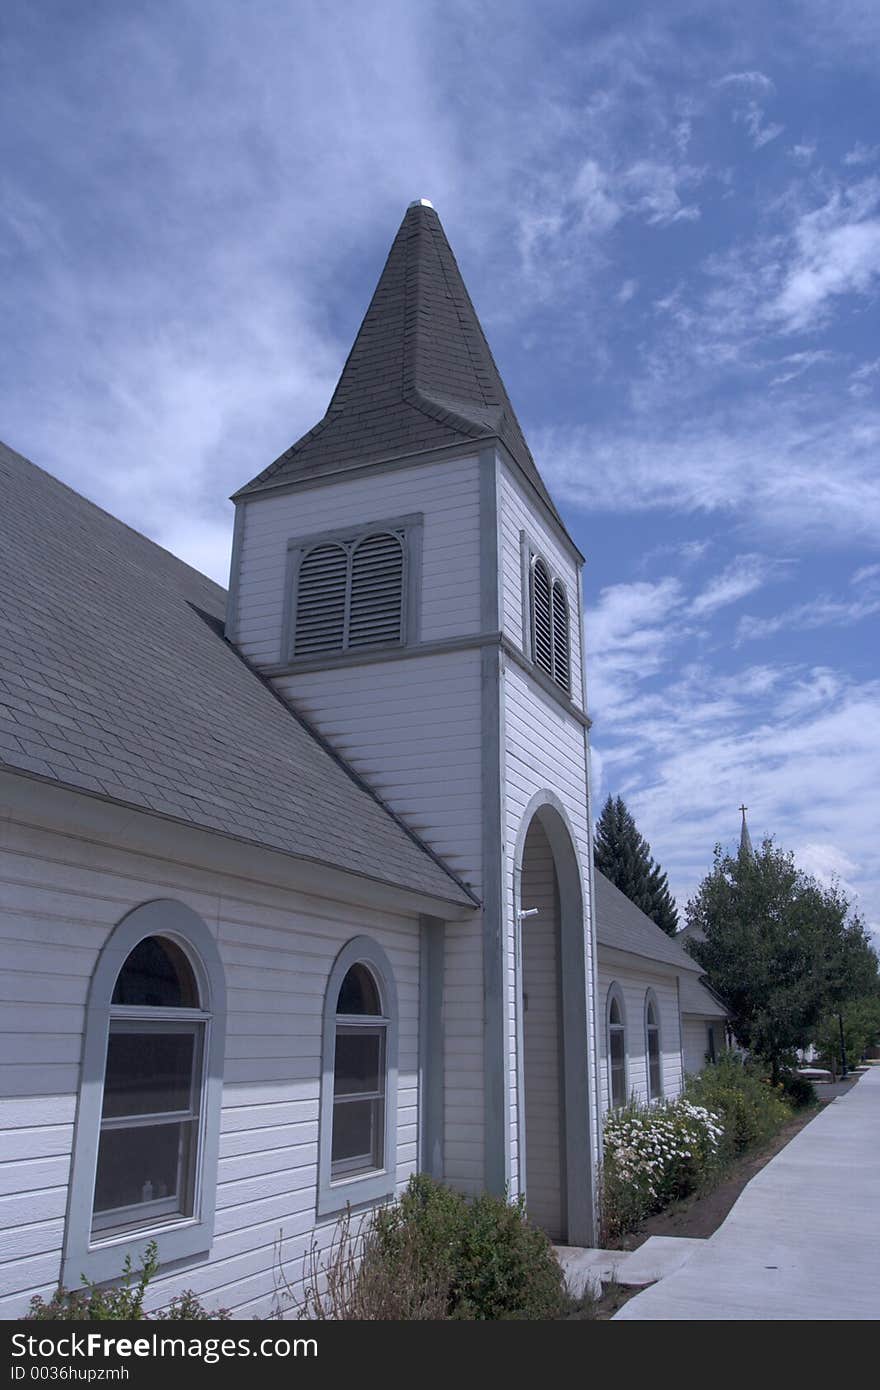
[738, 804, 754, 861]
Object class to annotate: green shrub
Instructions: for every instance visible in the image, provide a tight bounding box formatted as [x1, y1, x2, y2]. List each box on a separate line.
[601, 1097, 724, 1239]
[296, 1174, 566, 1320]
[779, 1071, 818, 1109]
[25, 1243, 230, 1321]
[371, 1175, 565, 1320]
[684, 1054, 792, 1160]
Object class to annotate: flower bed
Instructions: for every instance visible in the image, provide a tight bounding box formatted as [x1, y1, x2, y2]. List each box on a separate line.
[602, 1096, 724, 1240]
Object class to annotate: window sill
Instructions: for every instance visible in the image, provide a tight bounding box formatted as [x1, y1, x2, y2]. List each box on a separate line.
[63, 1217, 212, 1289]
[317, 1167, 396, 1218]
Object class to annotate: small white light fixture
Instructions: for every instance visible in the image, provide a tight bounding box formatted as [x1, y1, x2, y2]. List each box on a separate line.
[518, 907, 539, 919]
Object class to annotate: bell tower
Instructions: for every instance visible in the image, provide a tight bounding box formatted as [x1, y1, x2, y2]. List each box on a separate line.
[226, 200, 600, 1239]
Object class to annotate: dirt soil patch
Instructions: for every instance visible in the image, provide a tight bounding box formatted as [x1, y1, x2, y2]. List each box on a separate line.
[612, 1077, 861, 1249]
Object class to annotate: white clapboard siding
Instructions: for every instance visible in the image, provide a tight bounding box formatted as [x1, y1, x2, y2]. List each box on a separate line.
[0, 813, 422, 1319]
[498, 460, 585, 709]
[682, 1016, 721, 1076]
[501, 659, 597, 1197]
[520, 818, 563, 1239]
[233, 454, 482, 665]
[597, 956, 685, 1112]
[274, 648, 483, 891]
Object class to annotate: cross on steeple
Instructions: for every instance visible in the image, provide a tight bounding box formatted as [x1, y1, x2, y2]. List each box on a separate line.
[739, 804, 754, 861]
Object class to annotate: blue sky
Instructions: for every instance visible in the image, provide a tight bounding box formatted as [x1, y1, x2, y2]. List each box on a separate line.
[2, 1, 878, 937]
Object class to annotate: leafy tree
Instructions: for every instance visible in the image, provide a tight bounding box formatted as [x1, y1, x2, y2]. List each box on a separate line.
[814, 996, 880, 1077]
[594, 794, 679, 935]
[686, 838, 879, 1081]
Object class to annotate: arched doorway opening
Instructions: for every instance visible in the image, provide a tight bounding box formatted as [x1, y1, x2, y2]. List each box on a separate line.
[515, 797, 594, 1247]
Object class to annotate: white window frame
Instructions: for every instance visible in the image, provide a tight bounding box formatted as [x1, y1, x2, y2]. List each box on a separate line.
[281, 513, 423, 667]
[318, 937, 398, 1217]
[62, 900, 226, 1287]
[606, 982, 628, 1110]
[644, 990, 663, 1102]
[521, 537, 573, 694]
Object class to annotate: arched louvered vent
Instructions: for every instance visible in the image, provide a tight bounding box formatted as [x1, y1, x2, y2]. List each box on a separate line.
[551, 581, 570, 692]
[349, 533, 405, 649]
[294, 543, 348, 656]
[531, 558, 552, 676]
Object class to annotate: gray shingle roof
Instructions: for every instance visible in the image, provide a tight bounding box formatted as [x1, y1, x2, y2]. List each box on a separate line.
[0, 440, 476, 909]
[595, 871, 702, 973]
[235, 201, 570, 537]
[679, 974, 728, 1018]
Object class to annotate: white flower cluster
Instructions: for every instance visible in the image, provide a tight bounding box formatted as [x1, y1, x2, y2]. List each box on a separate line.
[603, 1097, 724, 1203]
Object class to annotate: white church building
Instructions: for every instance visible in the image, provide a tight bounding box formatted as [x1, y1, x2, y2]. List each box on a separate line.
[0, 200, 723, 1317]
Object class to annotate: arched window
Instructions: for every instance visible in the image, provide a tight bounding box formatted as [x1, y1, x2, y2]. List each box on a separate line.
[93, 937, 205, 1235]
[290, 521, 414, 660]
[530, 557, 553, 676]
[607, 985, 627, 1109]
[551, 581, 571, 693]
[331, 962, 387, 1178]
[349, 533, 405, 649]
[294, 543, 348, 656]
[319, 937, 398, 1216]
[528, 552, 572, 694]
[645, 992, 662, 1101]
[63, 901, 226, 1287]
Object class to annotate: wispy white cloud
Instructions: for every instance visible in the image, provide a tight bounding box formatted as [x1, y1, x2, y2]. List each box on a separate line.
[537, 396, 880, 547]
[769, 349, 834, 386]
[844, 141, 880, 166]
[716, 71, 784, 149]
[592, 653, 880, 937]
[715, 71, 775, 94]
[849, 357, 880, 397]
[789, 142, 817, 166]
[736, 565, 880, 642]
[738, 101, 785, 150]
[690, 554, 779, 616]
[770, 179, 880, 332]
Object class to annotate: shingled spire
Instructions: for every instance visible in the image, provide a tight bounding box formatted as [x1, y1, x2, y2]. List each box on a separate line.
[739, 804, 755, 862]
[236, 200, 564, 526]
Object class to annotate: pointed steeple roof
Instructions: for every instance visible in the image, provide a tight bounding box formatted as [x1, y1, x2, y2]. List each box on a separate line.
[739, 804, 754, 861]
[236, 200, 566, 528]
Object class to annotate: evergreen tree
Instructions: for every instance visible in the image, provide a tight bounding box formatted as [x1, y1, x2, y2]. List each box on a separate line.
[594, 794, 679, 936]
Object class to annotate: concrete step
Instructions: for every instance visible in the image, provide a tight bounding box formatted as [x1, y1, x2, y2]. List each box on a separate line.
[554, 1235, 704, 1297]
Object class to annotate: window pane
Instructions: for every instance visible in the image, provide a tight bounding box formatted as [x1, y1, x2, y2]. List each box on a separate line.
[648, 1030, 662, 1097]
[334, 1028, 383, 1097]
[93, 1119, 195, 1220]
[336, 963, 381, 1016]
[531, 560, 552, 674]
[609, 997, 621, 1026]
[294, 544, 348, 656]
[331, 1097, 384, 1172]
[102, 1028, 198, 1118]
[112, 936, 198, 1008]
[610, 1028, 626, 1107]
[551, 582, 570, 691]
[349, 533, 404, 648]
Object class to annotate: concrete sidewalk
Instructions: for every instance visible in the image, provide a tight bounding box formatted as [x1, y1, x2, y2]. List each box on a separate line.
[615, 1066, 880, 1320]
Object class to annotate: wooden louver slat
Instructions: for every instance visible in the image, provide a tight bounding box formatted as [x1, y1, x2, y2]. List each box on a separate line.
[531, 558, 553, 676]
[551, 581, 570, 692]
[349, 533, 405, 648]
[294, 543, 348, 655]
